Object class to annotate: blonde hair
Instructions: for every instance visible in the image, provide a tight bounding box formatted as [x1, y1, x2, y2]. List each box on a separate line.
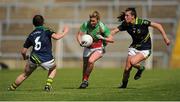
[89, 11, 100, 20]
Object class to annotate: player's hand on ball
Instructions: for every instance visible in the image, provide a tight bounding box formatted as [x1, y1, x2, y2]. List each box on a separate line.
[81, 34, 93, 47]
[80, 41, 87, 47]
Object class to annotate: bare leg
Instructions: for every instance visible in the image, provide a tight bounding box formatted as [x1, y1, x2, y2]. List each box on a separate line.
[82, 57, 88, 81]
[79, 51, 102, 89]
[120, 56, 132, 88]
[44, 65, 56, 91]
[84, 51, 102, 81]
[48, 65, 56, 78]
[129, 53, 146, 80]
[130, 53, 146, 69]
[8, 63, 36, 90]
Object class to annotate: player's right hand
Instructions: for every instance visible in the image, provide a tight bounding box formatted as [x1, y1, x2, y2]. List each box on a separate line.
[80, 41, 86, 47]
[63, 25, 69, 34]
[164, 38, 170, 46]
[24, 55, 29, 60]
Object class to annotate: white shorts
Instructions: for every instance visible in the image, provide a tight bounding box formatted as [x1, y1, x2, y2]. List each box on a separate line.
[128, 48, 151, 58]
[83, 47, 104, 57]
[29, 59, 55, 70]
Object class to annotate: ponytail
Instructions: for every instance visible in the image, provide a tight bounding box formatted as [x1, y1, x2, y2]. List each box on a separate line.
[117, 12, 125, 22]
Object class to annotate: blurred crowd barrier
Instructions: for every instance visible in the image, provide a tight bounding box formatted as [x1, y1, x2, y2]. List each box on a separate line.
[0, 0, 180, 69]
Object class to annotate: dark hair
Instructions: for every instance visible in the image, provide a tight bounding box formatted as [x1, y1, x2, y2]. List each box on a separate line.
[33, 15, 44, 27]
[117, 12, 125, 22]
[126, 7, 137, 18]
[117, 7, 137, 22]
[89, 11, 100, 20]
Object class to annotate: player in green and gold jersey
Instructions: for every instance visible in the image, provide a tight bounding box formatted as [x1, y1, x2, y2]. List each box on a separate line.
[111, 8, 170, 88]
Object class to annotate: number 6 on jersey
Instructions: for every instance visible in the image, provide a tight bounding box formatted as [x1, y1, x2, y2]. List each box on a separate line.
[34, 36, 41, 51]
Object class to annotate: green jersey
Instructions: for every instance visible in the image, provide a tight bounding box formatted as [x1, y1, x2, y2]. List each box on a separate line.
[80, 21, 110, 48]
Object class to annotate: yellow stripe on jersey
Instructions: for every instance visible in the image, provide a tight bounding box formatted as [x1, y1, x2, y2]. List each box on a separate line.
[143, 33, 150, 43]
[31, 54, 41, 64]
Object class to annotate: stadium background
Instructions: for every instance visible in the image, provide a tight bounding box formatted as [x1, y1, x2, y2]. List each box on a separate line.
[0, 0, 180, 69]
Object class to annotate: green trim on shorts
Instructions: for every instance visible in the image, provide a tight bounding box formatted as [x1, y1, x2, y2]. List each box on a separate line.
[31, 54, 41, 64]
[145, 50, 151, 59]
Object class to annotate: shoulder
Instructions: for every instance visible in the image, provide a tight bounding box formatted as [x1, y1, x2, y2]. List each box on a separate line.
[117, 20, 127, 31]
[99, 21, 105, 26]
[43, 26, 54, 32]
[137, 18, 151, 25]
[43, 27, 55, 35]
[81, 21, 88, 27]
[120, 20, 126, 26]
[117, 20, 127, 27]
[80, 21, 89, 32]
[98, 21, 108, 30]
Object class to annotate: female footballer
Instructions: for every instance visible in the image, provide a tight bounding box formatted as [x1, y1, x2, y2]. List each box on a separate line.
[76, 11, 114, 89]
[111, 8, 170, 88]
[8, 15, 69, 91]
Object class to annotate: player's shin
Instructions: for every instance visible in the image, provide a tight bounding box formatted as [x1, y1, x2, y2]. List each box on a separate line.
[119, 69, 131, 88]
[44, 77, 53, 91]
[8, 82, 18, 91]
[46, 77, 53, 86]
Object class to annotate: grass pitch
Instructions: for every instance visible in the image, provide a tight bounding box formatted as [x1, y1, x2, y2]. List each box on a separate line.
[0, 68, 180, 101]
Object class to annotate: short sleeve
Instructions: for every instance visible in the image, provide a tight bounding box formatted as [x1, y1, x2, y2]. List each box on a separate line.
[117, 21, 127, 31]
[99, 22, 110, 37]
[142, 19, 151, 26]
[23, 37, 32, 48]
[46, 27, 55, 36]
[80, 22, 88, 33]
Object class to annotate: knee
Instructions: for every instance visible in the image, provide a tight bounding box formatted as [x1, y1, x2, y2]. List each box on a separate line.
[88, 59, 95, 65]
[124, 67, 132, 73]
[52, 64, 56, 69]
[130, 59, 137, 66]
[49, 65, 56, 72]
[23, 73, 30, 79]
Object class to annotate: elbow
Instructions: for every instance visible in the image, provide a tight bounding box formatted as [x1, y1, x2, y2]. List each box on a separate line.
[106, 40, 114, 44]
[109, 40, 114, 43]
[53, 37, 60, 40]
[52, 33, 64, 40]
[21, 48, 26, 56]
[106, 38, 114, 43]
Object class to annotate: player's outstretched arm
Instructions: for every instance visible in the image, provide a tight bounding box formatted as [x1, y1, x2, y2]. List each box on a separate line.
[110, 28, 120, 36]
[151, 22, 170, 46]
[96, 34, 114, 43]
[51, 25, 69, 40]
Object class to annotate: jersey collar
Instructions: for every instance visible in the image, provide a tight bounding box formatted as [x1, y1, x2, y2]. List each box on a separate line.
[35, 26, 44, 29]
[135, 17, 138, 24]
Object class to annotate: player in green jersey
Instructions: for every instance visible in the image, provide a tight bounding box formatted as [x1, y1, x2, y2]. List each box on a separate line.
[111, 8, 170, 88]
[76, 11, 114, 89]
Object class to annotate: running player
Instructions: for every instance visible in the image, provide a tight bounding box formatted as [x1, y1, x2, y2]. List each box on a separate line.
[8, 15, 69, 91]
[111, 8, 170, 88]
[76, 11, 114, 89]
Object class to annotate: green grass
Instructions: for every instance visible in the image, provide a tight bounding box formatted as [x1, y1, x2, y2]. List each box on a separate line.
[0, 68, 180, 101]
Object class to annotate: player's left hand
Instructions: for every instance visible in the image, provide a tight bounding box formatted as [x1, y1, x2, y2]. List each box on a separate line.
[164, 38, 170, 46]
[24, 55, 29, 60]
[80, 41, 87, 47]
[63, 25, 69, 34]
